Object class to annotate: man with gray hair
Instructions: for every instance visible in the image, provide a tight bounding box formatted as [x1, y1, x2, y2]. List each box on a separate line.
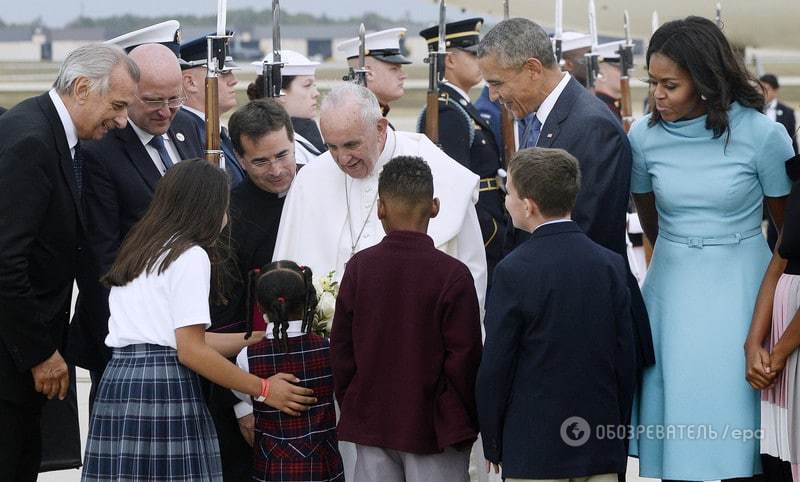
[273, 80, 486, 480]
[0, 42, 138, 480]
[67, 39, 204, 401]
[478, 17, 654, 477]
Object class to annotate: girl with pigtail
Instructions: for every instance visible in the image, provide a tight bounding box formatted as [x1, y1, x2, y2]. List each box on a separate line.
[235, 261, 344, 481]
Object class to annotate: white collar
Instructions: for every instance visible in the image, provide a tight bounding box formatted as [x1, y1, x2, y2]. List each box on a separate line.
[443, 80, 471, 103]
[767, 99, 778, 110]
[534, 72, 572, 127]
[48, 89, 78, 153]
[265, 319, 304, 339]
[129, 119, 161, 147]
[369, 127, 397, 178]
[533, 218, 572, 233]
[182, 105, 205, 119]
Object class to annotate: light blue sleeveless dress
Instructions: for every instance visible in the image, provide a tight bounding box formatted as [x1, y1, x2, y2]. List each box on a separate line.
[628, 102, 794, 480]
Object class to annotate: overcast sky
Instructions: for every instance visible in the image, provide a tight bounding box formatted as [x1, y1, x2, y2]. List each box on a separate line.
[2, 0, 486, 27]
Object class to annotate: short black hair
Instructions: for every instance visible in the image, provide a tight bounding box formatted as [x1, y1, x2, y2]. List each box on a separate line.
[760, 74, 779, 90]
[246, 74, 297, 101]
[378, 156, 434, 205]
[508, 148, 580, 217]
[228, 99, 294, 156]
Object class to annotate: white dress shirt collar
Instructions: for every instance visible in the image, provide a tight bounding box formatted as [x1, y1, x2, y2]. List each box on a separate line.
[533, 217, 572, 233]
[534, 72, 572, 126]
[48, 89, 78, 156]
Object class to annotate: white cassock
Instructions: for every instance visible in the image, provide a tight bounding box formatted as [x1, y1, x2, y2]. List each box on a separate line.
[274, 128, 487, 481]
[274, 128, 487, 309]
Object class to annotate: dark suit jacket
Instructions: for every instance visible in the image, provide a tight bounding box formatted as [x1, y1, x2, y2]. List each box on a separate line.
[181, 106, 245, 186]
[65, 111, 203, 370]
[477, 222, 635, 478]
[0, 93, 84, 404]
[508, 76, 655, 369]
[776, 101, 798, 154]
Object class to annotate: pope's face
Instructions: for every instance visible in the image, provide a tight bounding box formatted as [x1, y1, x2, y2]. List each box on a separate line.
[321, 110, 387, 179]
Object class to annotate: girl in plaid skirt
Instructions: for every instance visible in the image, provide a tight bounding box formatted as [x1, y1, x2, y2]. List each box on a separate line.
[235, 261, 344, 481]
[82, 160, 313, 481]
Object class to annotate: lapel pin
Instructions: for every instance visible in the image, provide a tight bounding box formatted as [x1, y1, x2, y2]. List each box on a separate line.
[546, 133, 553, 138]
[459, 99, 468, 106]
[176, 133, 185, 142]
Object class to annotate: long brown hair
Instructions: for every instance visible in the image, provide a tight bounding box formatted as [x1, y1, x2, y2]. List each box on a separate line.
[103, 158, 231, 302]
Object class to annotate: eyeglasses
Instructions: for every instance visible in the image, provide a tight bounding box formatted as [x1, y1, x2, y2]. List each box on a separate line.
[137, 95, 187, 110]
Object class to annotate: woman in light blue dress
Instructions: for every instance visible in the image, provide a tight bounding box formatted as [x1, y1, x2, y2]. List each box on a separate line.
[629, 17, 794, 481]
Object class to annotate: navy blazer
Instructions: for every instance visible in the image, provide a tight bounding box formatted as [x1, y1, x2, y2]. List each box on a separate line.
[66, 111, 203, 371]
[507, 76, 654, 369]
[0, 93, 84, 403]
[181, 106, 245, 187]
[477, 221, 635, 479]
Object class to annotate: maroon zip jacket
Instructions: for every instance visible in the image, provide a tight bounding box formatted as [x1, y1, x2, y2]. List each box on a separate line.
[330, 230, 482, 454]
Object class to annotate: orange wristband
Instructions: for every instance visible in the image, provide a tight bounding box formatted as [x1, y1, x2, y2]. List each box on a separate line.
[255, 378, 270, 402]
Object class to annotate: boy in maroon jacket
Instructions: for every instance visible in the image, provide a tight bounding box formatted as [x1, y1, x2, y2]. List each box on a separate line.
[330, 155, 483, 481]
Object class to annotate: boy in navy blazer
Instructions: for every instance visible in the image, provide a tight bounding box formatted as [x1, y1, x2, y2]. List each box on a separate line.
[476, 148, 636, 481]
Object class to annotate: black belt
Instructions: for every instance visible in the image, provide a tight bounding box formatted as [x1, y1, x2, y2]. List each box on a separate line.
[479, 177, 500, 192]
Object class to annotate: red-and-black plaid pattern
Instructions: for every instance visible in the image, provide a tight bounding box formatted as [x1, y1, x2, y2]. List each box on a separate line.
[248, 334, 344, 481]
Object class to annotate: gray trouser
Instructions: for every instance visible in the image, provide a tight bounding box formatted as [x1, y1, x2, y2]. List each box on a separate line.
[353, 444, 470, 482]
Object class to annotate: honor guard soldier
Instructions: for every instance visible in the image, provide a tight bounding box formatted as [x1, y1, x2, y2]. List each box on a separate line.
[593, 40, 627, 121]
[337, 28, 411, 117]
[559, 31, 593, 87]
[418, 18, 505, 289]
[179, 33, 247, 186]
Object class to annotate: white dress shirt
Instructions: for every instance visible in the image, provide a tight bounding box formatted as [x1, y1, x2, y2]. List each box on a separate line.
[48, 89, 78, 159]
[129, 120, 182, 176]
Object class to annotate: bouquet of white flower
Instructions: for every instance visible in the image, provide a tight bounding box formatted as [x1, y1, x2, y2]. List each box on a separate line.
[311, 271, 339, 338]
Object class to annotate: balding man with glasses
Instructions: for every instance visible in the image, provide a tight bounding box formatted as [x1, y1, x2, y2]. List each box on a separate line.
[66, 41, 203, 402]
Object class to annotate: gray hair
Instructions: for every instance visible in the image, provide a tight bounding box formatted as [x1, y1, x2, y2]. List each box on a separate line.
[320, 83, 382, 126]
[477, 18, 556, 69]
[53, 43, 140, 95]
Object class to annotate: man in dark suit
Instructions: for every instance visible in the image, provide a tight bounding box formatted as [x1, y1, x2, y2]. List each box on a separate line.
[179, 34, 246, 186]
[0, 43, 139, 481]
[418, 18, 506, 291]
[66, 43, 203, 389]
[477, 148, 635, 480]
[761, 74, 797, 154]
[477, 18, 654, 379]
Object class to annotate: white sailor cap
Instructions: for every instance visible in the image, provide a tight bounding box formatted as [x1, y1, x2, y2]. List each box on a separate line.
[106, 20, 182, 57]
[558, 31, 592, 53]
[595, 40, 626, 62]
[336, 27, 412, 65]
[251, 50, 319, 76]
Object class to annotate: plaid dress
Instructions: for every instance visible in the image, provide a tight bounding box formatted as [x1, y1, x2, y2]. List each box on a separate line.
[248, 333, 344, 481]
[82, 344, 223, 481]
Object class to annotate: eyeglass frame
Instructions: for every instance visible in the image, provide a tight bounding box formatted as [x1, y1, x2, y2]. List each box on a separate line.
[135, 94, 188, 110]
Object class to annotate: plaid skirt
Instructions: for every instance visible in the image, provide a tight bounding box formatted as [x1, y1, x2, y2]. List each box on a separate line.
[82, 344, 223, 481]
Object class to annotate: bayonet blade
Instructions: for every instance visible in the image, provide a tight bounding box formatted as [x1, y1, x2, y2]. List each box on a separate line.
[554, 0, 563, 38]
[358, 23, 366, 69]
[624, 10, 631, 45]
[716, 2, 722, 28]
[503, 0, 509, 20]
[272, 0, 281, 61]
[588, 0, 598, 51]
[438, 0, 447, 54]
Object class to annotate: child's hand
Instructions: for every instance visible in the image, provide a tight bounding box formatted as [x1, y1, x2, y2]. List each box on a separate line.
[485, 460, 501, 474]
[267, 373, 317, 416]
[237, 414, 255, 446]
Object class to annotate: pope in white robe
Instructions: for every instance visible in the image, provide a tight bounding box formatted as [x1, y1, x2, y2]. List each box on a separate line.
[273, 83, 487, 308]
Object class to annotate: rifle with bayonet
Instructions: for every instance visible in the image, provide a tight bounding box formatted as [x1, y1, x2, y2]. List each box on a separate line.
[204, 0, 231, 167]
[424, 0, 447, 144]
[552, 0, 563, 66]
[499, 0, 516, 165]
[618, 10, 634, 132]
[585, 0, 600, 93]
[263, 0, 283, 98]
[715, 2, 723, 28]
[343, 24, 368, 86]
